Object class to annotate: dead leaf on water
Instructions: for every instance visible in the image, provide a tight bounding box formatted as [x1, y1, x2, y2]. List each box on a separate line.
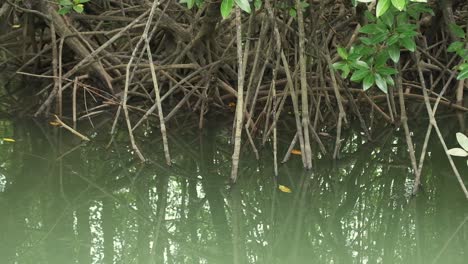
[49, 121, 61, 126]
[291, 149, 302, 155]
[278, 185, 292, 193]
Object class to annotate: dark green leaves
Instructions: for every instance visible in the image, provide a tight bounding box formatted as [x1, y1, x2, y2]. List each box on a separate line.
[448, 41, 464, 52]
[388, 44, 400, 63]
[351, 69, 371, 82]
[400, 37, 416, 52]
[449, 23, 466, 39]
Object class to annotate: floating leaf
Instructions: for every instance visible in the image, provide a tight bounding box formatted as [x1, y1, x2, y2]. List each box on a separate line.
[447, 148, 468, 157]
[278, 185, 292, 193]
[49, 121, 61, 126]
[2, 138, 15, 142]
[456, 132, 468, 151]
[291, 149, 302, 155]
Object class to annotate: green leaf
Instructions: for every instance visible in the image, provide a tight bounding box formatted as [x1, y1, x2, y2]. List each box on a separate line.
[375, 73, 388, 93]
[221, 0, 234, 19]
[377, 66, 398, 75]
[449, 23, 466, 39]
[363, 74, 375, 91]
[360, 37, 374, 45]
[448, 41, 464, 52]
[391, 0, 406, 11]
[385, 75, 395, 86]
[459, 63, 468, 71]
[254, 0, 262, 10]
[400, 37, 416, 52]
[187, 0, 195, 9]
[60, 0, 73, 6]
[73, 4, 84, 13]
[375, 52, 389, 67]
[332, 63, 351, 78]
[337, 47, 348, 60]
[353, 60, 370, 70]
[78, 0, 90, 3]
[380, 12, 394, 27]
[58, 7, 70, 15]
[457, 68, 468, 80]
[235, 0, 251, 13]
[447, 148, 468, 157]
[456, 132, 468, 151]
[397, 27, 419, 38]
[341, 64, 351, 78]
[351, 69, 371, 82]
[365, 10, 377, 22]
[360, 24, 385, 34]
[388, 44, 400, 63]
[289, 8, 297, 18]
[387, 34, 400, 45]
[369, 32, 388, 44]
[350, 69, 368, 82]
[376, 0, 391, 17]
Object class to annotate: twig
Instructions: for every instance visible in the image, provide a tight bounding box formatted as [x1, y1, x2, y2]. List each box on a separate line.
[54, 115, 90, 141]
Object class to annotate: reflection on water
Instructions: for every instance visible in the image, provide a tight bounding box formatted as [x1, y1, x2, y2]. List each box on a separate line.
[0, 118, 467, 264]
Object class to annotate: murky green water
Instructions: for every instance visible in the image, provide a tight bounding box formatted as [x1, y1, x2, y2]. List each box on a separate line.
[0, 118, 467, 264]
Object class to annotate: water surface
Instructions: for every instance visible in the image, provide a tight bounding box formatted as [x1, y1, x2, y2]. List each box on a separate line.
[0, 118, 467, 264]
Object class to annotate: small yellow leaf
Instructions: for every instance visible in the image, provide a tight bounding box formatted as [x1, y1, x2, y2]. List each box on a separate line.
[278, 185, 292, 193]
[2, 138, 15, 142]
[228, 102, 236, 108]
[49, 121, 61, 126]
[291, 149, 302, 155]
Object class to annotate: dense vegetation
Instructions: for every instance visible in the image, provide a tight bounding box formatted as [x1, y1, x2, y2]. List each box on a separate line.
[0, 0, 467, 196]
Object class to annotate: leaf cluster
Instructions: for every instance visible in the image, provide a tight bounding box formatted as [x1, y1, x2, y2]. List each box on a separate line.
[334, 1, 432, 93]
[447, 24, 468, 80]
[58, 0, 89, 14]
[447, 133, 468, 167]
